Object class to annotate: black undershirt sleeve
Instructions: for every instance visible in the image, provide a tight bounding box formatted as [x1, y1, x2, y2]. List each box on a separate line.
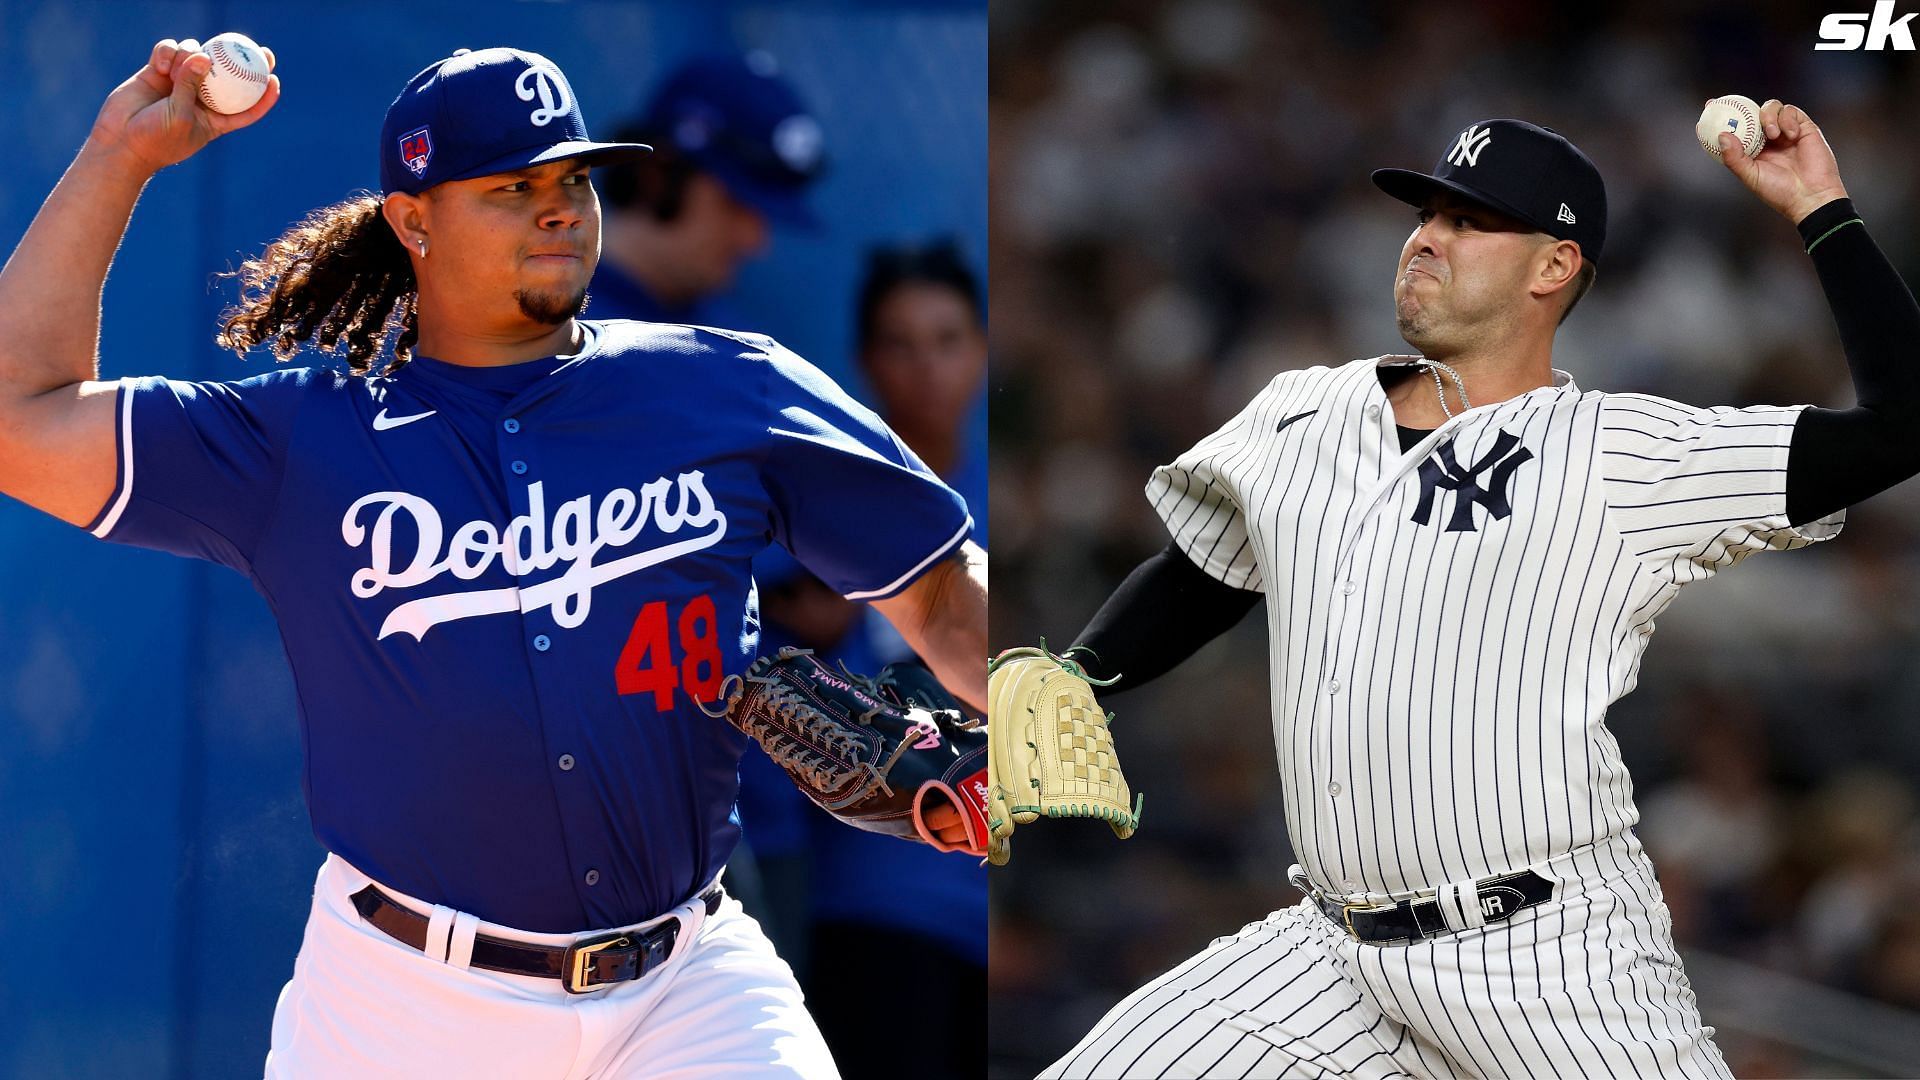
[1785, 198, 1920, 526]
[1058, 201, 1909, 690]
[1066, 542, 1262, 695]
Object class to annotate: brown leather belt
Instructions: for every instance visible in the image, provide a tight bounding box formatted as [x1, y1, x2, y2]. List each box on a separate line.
[351, 883, 724, 994]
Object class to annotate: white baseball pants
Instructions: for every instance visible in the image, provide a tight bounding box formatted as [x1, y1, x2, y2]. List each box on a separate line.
[264, 855, 838, 1079]
[1043, 846, 1731, 1079]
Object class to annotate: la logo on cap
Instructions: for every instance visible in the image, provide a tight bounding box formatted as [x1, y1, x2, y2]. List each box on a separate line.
[1448, 124, 1492, 167]
[515, 61, 573, 128]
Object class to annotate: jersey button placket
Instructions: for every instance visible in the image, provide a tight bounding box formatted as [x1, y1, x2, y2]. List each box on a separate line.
[1319, 543, 1363, 867]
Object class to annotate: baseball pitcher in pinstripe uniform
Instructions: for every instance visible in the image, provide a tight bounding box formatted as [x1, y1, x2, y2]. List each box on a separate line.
[1008, 103, 1920, 1078]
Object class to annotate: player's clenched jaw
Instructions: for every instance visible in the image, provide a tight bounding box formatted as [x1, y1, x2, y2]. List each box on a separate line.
[385, 159, 601, 339]
[1393, 195, 1535, 356]
[1393, 194, 1580, 361]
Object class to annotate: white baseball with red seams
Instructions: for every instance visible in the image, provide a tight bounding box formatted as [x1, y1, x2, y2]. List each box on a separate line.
[198, 31, 270, 114]
[1697, 94, 1764, 158]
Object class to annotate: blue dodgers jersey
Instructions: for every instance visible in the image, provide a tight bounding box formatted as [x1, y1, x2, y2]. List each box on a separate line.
[86, 320, 972, 933]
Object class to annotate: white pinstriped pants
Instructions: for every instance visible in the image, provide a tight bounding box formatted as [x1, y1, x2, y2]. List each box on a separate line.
[1042, 852, 1731, 1079]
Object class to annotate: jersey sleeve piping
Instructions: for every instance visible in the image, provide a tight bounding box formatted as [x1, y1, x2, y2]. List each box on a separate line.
[841, 515, 972, 602]
[86, 377, 136, 538]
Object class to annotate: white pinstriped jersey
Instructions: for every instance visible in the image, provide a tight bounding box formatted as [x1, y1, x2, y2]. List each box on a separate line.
[1148, 355, 1843, 899]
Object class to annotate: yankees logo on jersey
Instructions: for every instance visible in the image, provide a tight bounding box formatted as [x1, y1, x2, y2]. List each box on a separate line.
[1145, 354, 1840, 897]
[1410, 427, 1533, 531]
[1046, 353, 1835, 1079]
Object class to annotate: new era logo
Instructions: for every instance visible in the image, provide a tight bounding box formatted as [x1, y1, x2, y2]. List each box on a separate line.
[1447, 125, 1493, 167]
[1557, 203, 1576, 225]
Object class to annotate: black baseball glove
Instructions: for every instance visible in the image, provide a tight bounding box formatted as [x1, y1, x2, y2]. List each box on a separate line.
[705, 647, 989, 857]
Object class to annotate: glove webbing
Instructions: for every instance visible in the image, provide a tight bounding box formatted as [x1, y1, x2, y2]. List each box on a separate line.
[711, 664, 916, 811]
[991, 644, 1143, 831]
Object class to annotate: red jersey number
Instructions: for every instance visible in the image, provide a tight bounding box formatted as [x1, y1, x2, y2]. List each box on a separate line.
[615, 595, 724, 710]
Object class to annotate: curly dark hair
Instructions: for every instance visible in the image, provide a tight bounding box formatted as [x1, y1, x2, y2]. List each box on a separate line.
[217, 193, 419, 375]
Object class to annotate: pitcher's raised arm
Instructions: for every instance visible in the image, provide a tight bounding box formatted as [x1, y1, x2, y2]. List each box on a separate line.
[0, 38, 278, 525]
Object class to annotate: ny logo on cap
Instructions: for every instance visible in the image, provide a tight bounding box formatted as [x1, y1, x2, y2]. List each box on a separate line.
[1447, 124, 1492, 167]
[1411, 429, 1534, 532]
[515, 62, 574, 128]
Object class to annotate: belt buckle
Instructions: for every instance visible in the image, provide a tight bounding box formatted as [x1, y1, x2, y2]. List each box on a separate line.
[1339, 898, 1381, 940]
[564, 931, 631, 995]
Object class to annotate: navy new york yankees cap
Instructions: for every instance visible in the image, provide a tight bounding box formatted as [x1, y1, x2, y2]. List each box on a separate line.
[380, 47, 652, 196]
[1371, 119, 1608, 265]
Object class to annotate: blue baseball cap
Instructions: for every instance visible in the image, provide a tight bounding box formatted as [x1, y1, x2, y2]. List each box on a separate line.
[634, 52, 826, 227]
[1372, 119, 1608, 265]
[380, 47, 652, 196]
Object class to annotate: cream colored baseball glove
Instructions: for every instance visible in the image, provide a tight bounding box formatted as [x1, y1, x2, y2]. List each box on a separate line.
[986, 645, 1142, 865]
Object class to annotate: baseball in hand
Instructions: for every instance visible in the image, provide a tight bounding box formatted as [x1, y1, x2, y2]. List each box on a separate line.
[1697, 94, 1763, 159]
[197, 32, 271, 114]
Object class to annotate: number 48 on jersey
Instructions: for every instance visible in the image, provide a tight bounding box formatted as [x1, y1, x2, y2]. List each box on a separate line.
[615, 595, 723, 710]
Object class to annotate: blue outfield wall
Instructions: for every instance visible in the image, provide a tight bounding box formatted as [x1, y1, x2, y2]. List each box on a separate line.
[0, 1, 983, 1076]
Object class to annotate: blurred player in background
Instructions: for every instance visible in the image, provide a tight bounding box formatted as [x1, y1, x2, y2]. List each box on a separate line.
[591, 53, 825, 328]
[741, 240, 988, 1079]
[584, 48, 828, 944]
[855, 241, 990, 498]
[587, 52, 988, 1076]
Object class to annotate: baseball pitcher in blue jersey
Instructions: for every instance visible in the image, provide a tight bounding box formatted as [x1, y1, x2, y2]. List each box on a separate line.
[0, 39, 986, 1077]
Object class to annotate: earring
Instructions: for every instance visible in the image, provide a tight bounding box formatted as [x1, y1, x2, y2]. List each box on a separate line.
[417, 239, 428, 258]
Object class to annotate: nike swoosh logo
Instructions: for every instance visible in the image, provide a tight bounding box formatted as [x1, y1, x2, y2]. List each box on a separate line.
[1275, 411, 1317, 433]
[373, 408, 437, 431]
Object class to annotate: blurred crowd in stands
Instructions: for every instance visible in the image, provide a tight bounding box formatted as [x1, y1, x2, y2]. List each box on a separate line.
[986, 1, 1920, 1075]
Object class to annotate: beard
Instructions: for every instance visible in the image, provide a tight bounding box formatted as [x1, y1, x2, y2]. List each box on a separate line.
[1395, 287, 1436, 348]
[516, 286, 590, 326]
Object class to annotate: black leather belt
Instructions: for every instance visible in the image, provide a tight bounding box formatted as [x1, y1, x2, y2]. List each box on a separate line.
[351, 883, 723, 994]
[1309, 869, 1554, 945]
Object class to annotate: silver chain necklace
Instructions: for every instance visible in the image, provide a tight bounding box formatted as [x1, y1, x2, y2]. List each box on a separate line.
[1418, 360, 1471, 419]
